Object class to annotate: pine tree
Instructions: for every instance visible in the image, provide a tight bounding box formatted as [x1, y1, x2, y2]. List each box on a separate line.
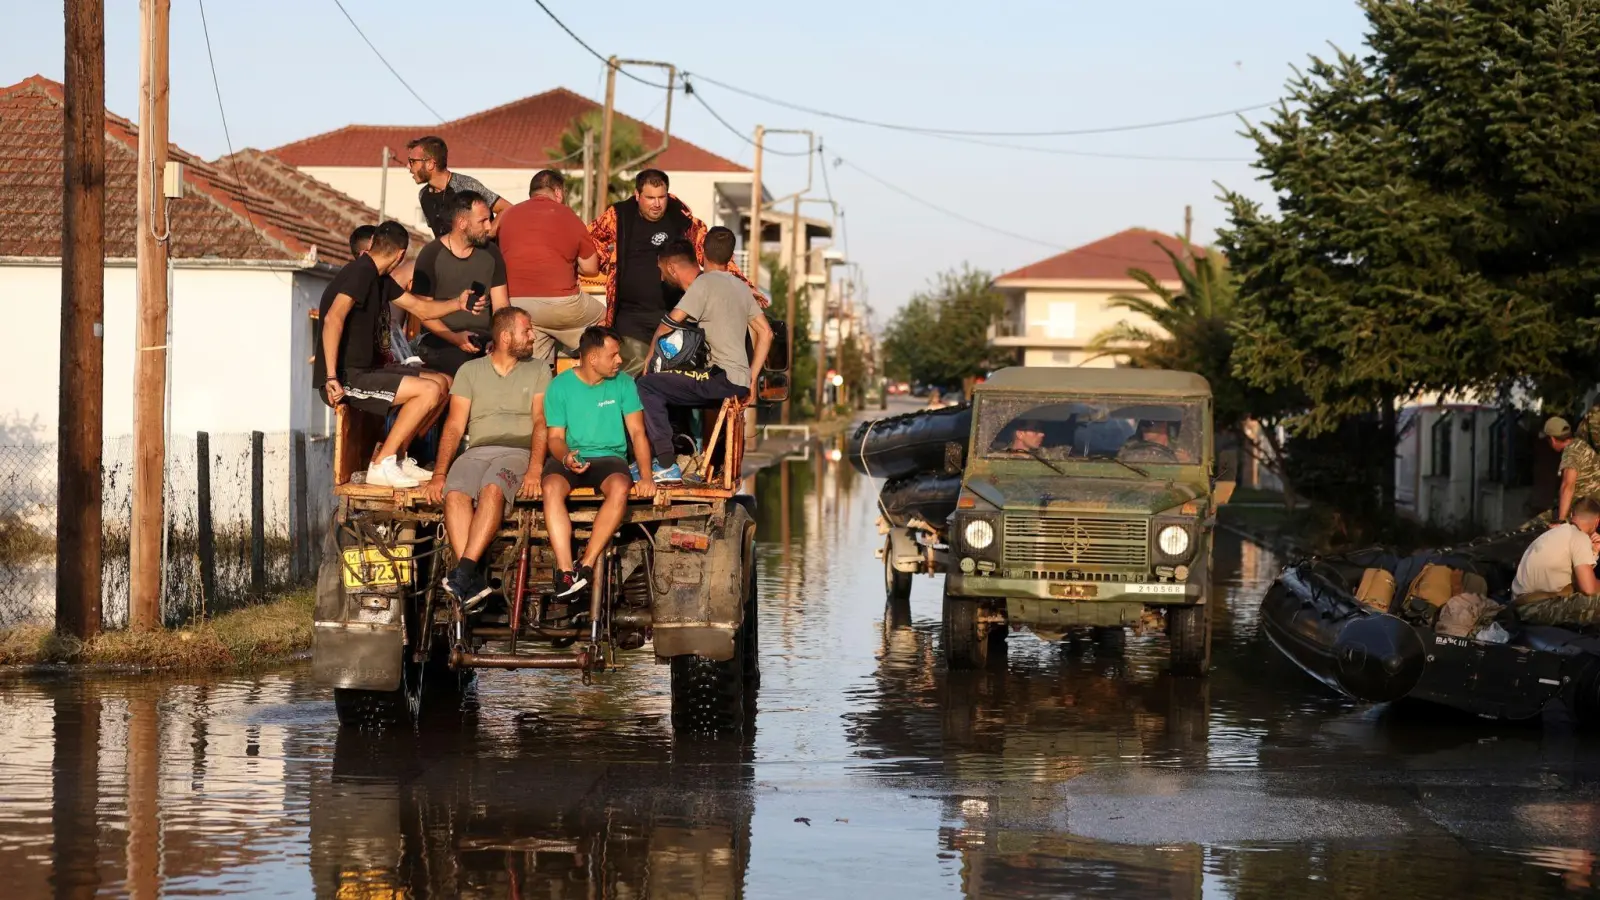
[1221, 0, 1600, 512]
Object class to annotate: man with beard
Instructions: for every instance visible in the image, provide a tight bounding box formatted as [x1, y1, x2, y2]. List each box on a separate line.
[409, 191, 509, 376]
[426, 307, 551, 606]
[588, 169, 764, 376]
[406, 136, 509, 239]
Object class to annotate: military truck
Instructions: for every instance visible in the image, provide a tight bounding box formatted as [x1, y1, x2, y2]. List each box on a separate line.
[311, 332, 788, 732]
[880, 367, 1230, 674]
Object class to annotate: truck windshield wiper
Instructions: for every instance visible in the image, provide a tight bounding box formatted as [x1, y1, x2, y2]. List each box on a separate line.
[1024, 445, 1069, 476]
[1090, 454, 1149, 478]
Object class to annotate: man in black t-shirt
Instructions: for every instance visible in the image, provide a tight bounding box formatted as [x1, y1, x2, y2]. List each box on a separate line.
[403, 191, 509, 376]
[406, 136, 509, 239]
[589, 169, 763, 376]
[316, 221, 488, 489]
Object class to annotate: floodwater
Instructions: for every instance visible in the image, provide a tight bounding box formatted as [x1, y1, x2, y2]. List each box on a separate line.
[6, 431, 1600, 897]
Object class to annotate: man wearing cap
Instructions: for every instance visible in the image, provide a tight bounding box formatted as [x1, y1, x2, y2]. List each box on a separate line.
[1551, 415, 1600, 525]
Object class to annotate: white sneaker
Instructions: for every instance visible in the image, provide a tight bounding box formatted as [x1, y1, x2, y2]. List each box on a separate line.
[367, 455, 420, 489]
[399, 457, 433, 481]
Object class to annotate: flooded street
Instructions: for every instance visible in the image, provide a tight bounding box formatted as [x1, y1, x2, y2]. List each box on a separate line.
[6, 440, 1600, 898]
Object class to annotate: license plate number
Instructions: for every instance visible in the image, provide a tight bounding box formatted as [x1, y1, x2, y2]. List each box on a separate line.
[1128, 583, 1185, 595]
[1049, 583, 1098, 599]
[341, 547, 412, 589]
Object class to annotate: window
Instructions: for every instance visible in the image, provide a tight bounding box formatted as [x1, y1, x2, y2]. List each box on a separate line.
[1430, 413, 1453, 477]
[1487, 410, 1534, 487]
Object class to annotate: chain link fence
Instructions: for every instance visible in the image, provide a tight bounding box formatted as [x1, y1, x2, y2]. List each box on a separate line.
[0, 432, 332, 629]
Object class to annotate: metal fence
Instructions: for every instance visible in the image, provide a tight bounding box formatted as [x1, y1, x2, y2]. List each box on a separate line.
[0, 431, 331, 629]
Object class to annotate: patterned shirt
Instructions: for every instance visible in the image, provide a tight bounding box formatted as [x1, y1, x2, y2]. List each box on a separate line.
[1561, 437, 1600, 506]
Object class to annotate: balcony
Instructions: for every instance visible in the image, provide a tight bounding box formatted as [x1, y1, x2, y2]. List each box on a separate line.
[988, 318, 1083, 349]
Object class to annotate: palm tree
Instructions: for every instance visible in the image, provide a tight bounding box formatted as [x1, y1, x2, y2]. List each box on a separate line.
[549, 111, 649, 213]
[1089, 238, 1299, 507]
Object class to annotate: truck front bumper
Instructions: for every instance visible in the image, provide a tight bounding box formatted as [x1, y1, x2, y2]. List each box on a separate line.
[946, 574, 1201, 629]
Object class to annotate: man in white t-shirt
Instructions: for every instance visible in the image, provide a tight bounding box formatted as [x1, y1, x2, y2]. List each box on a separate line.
[1513, 497, 1600, 626]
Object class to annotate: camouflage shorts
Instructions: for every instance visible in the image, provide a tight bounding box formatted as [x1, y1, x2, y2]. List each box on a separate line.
[1515, 592, 1600, 628]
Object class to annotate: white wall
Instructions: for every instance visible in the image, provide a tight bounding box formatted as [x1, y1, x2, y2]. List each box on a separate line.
[298, 165, 751, 236]
[0, 264, 314, 441]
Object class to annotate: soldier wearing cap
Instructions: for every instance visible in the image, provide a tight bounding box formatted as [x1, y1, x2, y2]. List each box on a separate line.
[1552, 415, 1600, 524]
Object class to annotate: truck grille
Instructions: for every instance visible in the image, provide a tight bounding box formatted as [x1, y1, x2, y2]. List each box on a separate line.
[1003, 516, 1149, 570]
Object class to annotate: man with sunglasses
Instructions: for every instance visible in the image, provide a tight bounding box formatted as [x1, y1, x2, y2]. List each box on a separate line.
[406, 136, 510, 239]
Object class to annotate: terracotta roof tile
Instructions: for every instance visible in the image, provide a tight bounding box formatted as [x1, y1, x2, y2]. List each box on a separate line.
[996, 228, 1204, 283]
[0, 75, 357, 265]
[214, 147, 429, 249]
[268, 87, 746, 174]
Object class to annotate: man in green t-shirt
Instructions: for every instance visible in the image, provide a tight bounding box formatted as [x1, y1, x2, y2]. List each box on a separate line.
[542, 326, 658, 597]
[425, 307, 551, 608]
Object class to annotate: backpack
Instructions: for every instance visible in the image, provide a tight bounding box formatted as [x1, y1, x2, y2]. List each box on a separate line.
[650, 316, 710, 374]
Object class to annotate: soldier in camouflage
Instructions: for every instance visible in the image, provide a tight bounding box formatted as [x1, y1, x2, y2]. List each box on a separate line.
[1515, 497, 1600, 627]
[1558, 411, 1600, 524]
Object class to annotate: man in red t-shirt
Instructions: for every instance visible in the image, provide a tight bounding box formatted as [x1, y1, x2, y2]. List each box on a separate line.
[496, 170, 604, 363]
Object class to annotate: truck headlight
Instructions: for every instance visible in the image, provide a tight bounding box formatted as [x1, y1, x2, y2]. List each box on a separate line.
[964, 519, 995, 550]
[1157, 525, 1191, 558]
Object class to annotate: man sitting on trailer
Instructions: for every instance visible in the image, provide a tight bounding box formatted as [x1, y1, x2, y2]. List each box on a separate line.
[1512, 497, 1600, 627]
[639, 240, 774, 483]
[425, 307, 551, 608]
[318, 221, 486, 489]
[542, 326, 658, 599]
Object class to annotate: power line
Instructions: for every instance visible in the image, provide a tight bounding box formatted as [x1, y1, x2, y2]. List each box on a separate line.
[686, 85, 812, 157]
[527, 0, 673, 89]
[920, 130, 1252, 163]
[329, 0, 575, 168]
[197, 0, 280, 263]
[835, 155, 1067, 251]
[683, 71, 1270, 138]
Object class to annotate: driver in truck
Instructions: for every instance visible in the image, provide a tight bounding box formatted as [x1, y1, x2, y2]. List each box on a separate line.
[425, 307, 551, 609]
[317, 221, 487, 489]
[542, 326, 658, 599]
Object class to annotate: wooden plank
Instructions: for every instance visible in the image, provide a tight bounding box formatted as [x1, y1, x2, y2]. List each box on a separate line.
[250, 430, 265, 596]
[195, 431, 217, 613]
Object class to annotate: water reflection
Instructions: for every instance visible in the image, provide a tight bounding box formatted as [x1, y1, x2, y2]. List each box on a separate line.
[8, 429, 1600, 898]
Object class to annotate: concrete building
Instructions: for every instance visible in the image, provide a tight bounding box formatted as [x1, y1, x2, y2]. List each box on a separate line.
[1396, 403, 1550, 532]
[266, 87, 757, 245]
[989, 228, 1193, 368]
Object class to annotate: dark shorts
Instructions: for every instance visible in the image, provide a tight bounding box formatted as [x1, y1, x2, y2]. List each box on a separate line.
[416, 332, 488, 377]
[542, 455, 632, 492]
[324, 365, 423, 416]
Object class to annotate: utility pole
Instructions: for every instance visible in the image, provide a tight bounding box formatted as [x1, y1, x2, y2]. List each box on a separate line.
[1182, 204, 1193, 261]
[581, 129, 595, 221]
[131, 0, 171, 632]
[59, 0, 106, 640]
[377, 147, 389, 220]
[597, 56, 618, 213]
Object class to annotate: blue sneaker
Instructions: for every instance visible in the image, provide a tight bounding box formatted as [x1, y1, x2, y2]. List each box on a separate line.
[652, 462, 683, 483]
[629, 461, 640, 481]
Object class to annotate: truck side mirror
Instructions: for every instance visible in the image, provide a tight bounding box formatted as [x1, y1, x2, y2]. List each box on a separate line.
[758, 372, 790, 404]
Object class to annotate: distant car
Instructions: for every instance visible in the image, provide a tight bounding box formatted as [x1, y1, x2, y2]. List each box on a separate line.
[888, 382, 910, 395]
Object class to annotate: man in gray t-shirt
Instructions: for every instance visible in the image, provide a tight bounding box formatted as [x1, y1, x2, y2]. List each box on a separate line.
[633, 240, 774, 479]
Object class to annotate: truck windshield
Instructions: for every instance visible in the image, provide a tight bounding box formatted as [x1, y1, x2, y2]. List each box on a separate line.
[978, 395, 1204, 465]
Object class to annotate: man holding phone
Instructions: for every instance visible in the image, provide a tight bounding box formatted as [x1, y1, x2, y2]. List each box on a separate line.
[408, 191, 508, 376]
[540, 326, 657, 598]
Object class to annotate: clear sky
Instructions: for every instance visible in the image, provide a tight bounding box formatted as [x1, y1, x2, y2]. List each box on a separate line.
[4, 1, 1370, 323]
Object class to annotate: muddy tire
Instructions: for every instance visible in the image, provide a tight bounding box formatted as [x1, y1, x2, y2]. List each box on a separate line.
[670, 519, 754, 734]
[1167, 602, 1211, 676]
[943, 586, 1003, 670]
[1091, 626, 1127, 656]
[884, 535, 912, 604]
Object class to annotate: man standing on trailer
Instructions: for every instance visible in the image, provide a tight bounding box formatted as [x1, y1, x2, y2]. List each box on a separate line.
[426, 307, 551, 607]
[542, 326, 657, 599]
[496, 169, 605, 363]
[406, 136, 511, 239]
[588, 169, 763, 375]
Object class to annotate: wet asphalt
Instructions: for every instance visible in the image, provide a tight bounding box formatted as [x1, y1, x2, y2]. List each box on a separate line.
[5, 420, 1600, 897]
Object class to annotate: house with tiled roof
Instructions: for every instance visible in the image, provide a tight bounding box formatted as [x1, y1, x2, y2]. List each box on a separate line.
[989, 228, 1199, 368]
[268, 87, 760, 247]
[0, 74, 408, 450]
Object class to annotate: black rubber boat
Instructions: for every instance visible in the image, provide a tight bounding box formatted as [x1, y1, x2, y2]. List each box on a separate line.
[1260, 529, 1600, 724]
[878, 472, 962, 528]
[847, 404, 971, 481]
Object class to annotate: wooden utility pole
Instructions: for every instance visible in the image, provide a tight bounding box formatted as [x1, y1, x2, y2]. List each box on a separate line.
[58, 0, 106, 641]
[130, 0, 171, 632]
[1182, 204, 1193, 260]
[581, 128, 595, 222]
[597, 56, 618, 214]
[748, 128, 774, 421]
[377, 147, 389, 220]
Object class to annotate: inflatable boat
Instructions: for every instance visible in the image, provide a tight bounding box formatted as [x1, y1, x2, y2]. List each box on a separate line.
[847, 404, 971, 481]
[878, 472, 962, 529]
[1260, 529, 1600, 724]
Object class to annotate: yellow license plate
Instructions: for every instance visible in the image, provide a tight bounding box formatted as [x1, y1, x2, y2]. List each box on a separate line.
[341, 546, 412, 589]
[1049, 583, 1098, 599]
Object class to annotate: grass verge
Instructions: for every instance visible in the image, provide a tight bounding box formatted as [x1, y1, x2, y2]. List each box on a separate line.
[0, 590, 313, 670]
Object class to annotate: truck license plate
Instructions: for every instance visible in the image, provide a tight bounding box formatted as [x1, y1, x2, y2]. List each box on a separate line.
[1049, 583, 1098, 599]
[1128, 583, 1185, 595]
[341, 546, 412, 589]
